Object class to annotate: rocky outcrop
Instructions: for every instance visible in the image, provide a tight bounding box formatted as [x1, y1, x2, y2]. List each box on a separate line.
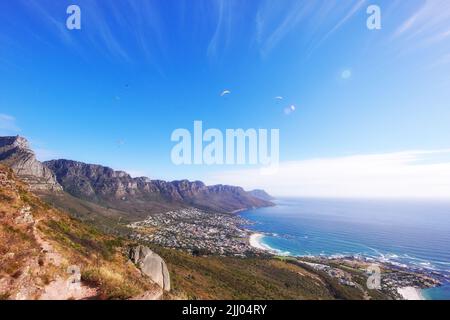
[130, 246, 170, 291]
[44, 159, 273, 214]
[0, 136, 62, 192]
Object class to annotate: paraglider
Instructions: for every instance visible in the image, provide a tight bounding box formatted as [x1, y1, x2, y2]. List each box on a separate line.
[220, 90, 231, 97]
[284, 105, 296, 115]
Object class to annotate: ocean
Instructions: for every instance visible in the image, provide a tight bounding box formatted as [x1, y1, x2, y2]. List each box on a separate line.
[240, 198, 450, 300]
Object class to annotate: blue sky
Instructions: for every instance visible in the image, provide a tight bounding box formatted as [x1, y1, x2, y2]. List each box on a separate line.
[1, 0, 450, 197]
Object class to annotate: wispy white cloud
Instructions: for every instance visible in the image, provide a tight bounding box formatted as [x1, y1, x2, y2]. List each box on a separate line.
[309, 0, 366, 54]
[75, 1, 131, 63]
[24, 0, 79, 51]
[207, 0, 236, 58]
[207, 149, 450, 199]
[256, 0, 367, 57]
[256, 0, 316, 57]
[17, 1, 167, 65]
[0, 114, 20, 133]
[393, 0, 450, 45]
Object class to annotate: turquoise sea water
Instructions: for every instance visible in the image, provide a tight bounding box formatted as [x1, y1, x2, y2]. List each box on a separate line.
[422, 284, 450, 300]
[240, 198, 450, 300]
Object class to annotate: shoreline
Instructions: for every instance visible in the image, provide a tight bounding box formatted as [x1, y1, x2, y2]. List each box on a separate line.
[248, 233, 290, 256]
[241, 206, 447, 300]
[247, 232, 442, 300]
[249, 233, 269, 251]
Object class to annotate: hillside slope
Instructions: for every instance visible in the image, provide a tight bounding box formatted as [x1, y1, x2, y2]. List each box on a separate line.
[0, 165, 160, 300]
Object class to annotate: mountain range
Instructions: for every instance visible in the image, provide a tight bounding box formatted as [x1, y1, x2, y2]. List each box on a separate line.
[0, 136, 273, 224]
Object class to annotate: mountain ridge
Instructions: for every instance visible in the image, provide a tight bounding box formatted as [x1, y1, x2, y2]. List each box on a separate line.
[44, 158, 273, 215]
[0, 136, 273, 218]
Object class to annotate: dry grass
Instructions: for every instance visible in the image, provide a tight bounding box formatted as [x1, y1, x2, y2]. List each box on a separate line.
[38, 210, 156, 299]
[148, 245, 337, 300]
[0, 168, 40, 280]
[0, 165, 157, 300]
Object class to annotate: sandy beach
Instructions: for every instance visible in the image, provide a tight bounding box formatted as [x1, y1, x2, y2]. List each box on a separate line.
[248, 233, 291, 256]
[397, 287, 425, 300]
[249, 233, 270, 251]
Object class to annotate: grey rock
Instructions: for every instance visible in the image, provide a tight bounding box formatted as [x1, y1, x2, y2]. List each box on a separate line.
[130, 245, 170, 291]
[0, 136, 62, 192]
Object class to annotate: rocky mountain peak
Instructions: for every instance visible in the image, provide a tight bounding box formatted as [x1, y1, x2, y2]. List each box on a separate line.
[0, 135, 29, 151]
[0, 136, 62, 192]
[13, 136, 30, 149]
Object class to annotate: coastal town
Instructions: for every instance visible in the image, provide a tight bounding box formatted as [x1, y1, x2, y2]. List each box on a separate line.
[128, 208, 259, 256]
[297, 256, 445, 299]
[127, 208, 447, 300]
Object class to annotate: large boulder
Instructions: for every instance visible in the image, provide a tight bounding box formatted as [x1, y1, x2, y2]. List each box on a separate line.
[130, 246, 170, 292]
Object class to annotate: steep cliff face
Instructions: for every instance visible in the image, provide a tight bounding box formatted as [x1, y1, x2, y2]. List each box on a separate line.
[44, 159, 273, 214]
[0, 136, 62, 192]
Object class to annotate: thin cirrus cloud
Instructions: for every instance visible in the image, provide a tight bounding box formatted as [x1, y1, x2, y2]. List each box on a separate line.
[205, 0, 369, 59]
[17, 0, 165, 64]
[255, 0, 367, 57]
[208, 150, 450, 199]
[207, 0, 232, 58]
[23, 0, 76, 49]
[0, 114, 20, 133]
[392, 0, 450, 52]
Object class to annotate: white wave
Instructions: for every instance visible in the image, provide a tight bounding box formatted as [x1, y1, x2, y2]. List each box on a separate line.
[249, 233, 290, 256]
[397, 287, 425, 300]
